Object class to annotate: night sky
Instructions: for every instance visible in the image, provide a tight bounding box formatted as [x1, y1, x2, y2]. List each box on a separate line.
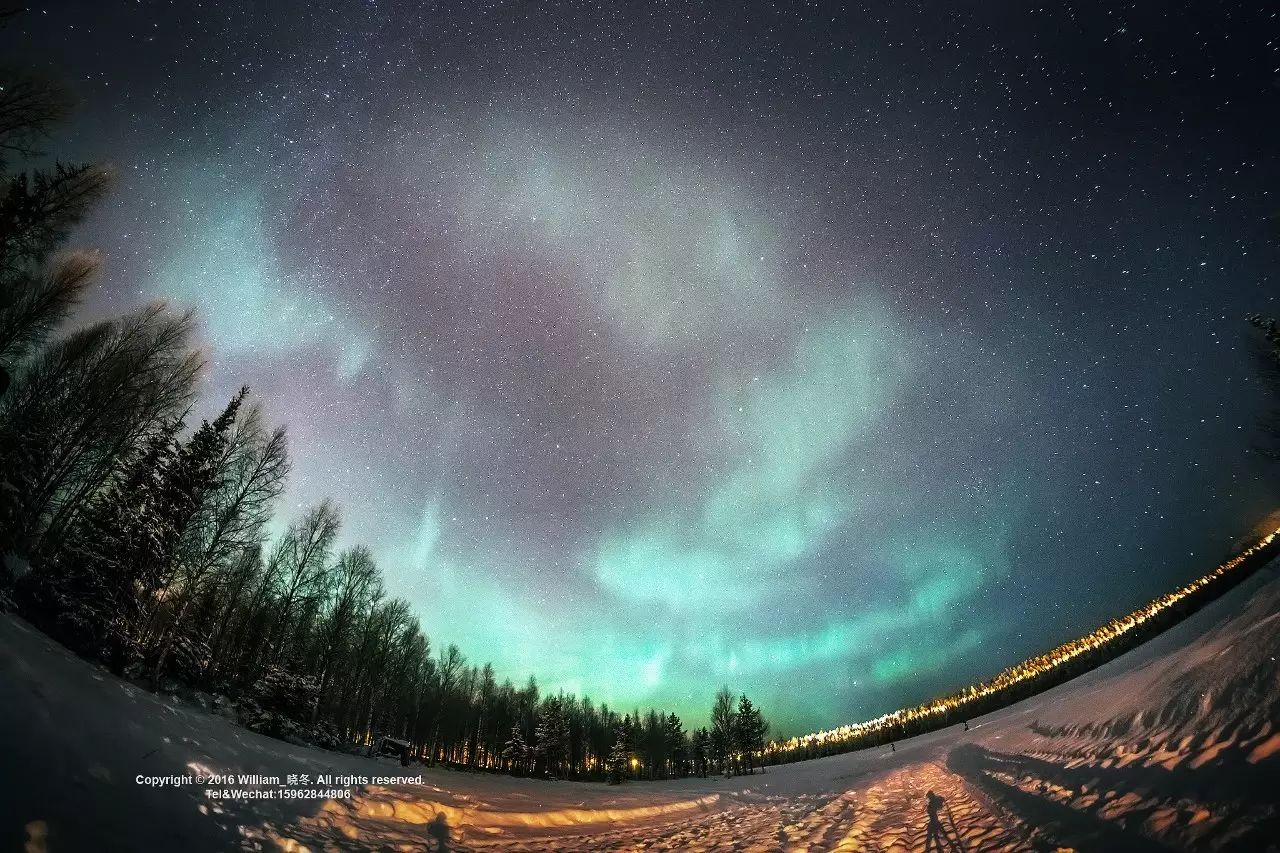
[7, 1, 1278, 735]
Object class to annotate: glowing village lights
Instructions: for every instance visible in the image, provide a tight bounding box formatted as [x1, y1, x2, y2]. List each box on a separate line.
[767, 525, 1280, 756]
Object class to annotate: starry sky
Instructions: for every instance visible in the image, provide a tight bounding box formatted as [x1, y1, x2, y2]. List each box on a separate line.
[8, 1, 1278, 735]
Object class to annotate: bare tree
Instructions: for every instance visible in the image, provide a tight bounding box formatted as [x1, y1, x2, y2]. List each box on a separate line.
[265, 500, 341, 667]
[0, 66, 110, 398]
[1, 163, 111, 278]
[201, 545, 265, 682]
[356, 596, 414, 743]
[710, 686, 737, 775]
[0, 71, 72, 163]
[0, 249, 98, 366]
[0, 303, 201, 556]
[142, 400, 290, 683]
[428, 644, 466, 765]
[311, 545, 379, 721]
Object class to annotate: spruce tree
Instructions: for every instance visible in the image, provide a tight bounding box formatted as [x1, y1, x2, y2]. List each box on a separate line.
[664, 712, 686, 777]
[692, 728, 711, 778]
[535, 696, 569, 777]
[0, 68, 110, 399]
[143, 388, 249, 684]
[502, 723, 528, 774]
[752, 705, 769, 771]
[16, 389, 245, 673]
[606, 725, 630, 785]
[734, 694, 768, 775]
[16, 419, 182, 669]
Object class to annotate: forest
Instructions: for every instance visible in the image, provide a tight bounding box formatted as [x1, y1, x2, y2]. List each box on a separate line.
[0, 69, 770, 784]
[5, 59, 1279, 789]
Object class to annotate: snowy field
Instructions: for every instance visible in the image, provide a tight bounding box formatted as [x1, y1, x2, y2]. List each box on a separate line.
[3, 569, 1279, 852]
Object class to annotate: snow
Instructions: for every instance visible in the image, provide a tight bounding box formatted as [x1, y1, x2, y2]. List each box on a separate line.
[2, 567, 1279, 851]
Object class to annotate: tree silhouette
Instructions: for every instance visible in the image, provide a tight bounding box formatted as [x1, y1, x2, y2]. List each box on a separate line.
[1248, 314, 1280, 462]
[0, 62, 774, 782]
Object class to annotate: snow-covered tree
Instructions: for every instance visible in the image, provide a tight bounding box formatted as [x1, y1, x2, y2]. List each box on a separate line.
[0, 250, 97, 380]
[502, 723, 529, 774]
[15, 418, 181, 669]
[16, 388, 244, 674]
[606, 726, 630, 784]
[238, 665, 322, 739]
[141, 389, 250, 684]
[535, 696, 570, 777]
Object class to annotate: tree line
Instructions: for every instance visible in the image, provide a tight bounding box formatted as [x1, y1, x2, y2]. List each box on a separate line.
[0, 67, 770, 783]
[16, 56, 1273, 789]
[763, 517, 1280, 766]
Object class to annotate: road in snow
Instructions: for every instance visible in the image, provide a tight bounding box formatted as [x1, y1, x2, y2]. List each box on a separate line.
[3, 568, 1279, 852]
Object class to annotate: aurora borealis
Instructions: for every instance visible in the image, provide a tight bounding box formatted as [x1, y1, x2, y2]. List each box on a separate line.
[8, 2, 1277, 734]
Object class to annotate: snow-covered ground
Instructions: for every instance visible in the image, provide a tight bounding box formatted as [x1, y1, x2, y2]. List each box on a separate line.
[3, 568, 1279, 852]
